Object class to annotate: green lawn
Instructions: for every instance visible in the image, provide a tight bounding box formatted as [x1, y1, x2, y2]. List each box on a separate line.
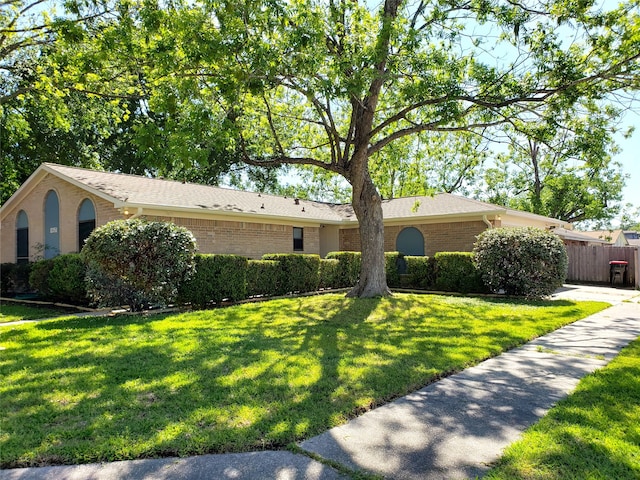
[0, 303, 78, 323]
[485, 336, 640, 480]
[0, 294, 608, 468]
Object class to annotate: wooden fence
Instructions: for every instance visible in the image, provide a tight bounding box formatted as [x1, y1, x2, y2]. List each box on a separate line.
[565, 245, 638, 287]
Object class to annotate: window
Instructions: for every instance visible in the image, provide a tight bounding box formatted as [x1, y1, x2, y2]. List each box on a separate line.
[396, 227, 425, 256]
[44, 190, 60, 259]
[78, 199, 96, 250]
[16, 210, 29, 264]
[293, 227, 304, 251]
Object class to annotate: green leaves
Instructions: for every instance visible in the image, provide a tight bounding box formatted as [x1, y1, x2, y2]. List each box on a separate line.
[82, 219, 197, 310]
[474, 227, 569, 299]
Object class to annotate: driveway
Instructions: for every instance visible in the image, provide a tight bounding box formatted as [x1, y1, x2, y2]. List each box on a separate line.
[552, 283, 640, 304]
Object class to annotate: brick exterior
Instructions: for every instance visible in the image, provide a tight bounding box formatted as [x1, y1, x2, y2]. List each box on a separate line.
[1, 166, 518, 264]
[339, 220, 489, 256]
[0, 173, 121, 263]
[146, 216, 320, 259]
[0, 173, 323, 263]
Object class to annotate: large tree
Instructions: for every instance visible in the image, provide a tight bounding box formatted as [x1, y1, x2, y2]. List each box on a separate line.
[12, 0, 640, 297]
[152, 0, 640, 297]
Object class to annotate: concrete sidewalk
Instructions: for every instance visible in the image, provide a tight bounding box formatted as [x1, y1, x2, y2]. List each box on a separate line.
[300, 300, 640, 479]
[2, 287, 639, 480]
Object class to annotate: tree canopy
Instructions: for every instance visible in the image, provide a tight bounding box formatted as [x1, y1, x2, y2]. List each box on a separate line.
[3, 0, 640, 296]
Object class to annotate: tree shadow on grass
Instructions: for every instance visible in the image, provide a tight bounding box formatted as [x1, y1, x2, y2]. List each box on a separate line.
[0, 294, 613, 469]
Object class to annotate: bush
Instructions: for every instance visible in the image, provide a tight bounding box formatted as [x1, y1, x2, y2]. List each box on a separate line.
[247, 260, 280, 297]
[48, 254, 88, 305]
[325, 251, 361, 287]
[434, 252, 486, 294]
[84, 263, 150, 310]
[1, 262, 32, 296]
[318, 259, 340, 289]
[29, 259, 55, 297]
[82, 219, 197, 311]
[385, 251, 404, 288]
[404, 256, 436, 289]
[179, 254, 247, 308]
[473, 227, 568, 299]
[262, 254, 320, 295]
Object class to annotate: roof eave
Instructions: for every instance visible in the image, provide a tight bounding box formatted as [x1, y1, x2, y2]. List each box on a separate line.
[382, 210, 505, 225]
[121, 203, 346, 225]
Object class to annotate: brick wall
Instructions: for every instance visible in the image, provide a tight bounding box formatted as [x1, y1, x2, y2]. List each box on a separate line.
[339, 220, 488, 255]
[147, 216, 321, 259]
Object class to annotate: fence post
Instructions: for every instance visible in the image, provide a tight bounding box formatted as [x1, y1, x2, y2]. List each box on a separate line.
[635, 247, 639, 289]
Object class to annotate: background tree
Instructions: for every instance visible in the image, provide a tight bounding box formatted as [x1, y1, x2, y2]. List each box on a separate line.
[479, 101, 629, 224]
[1, 0, 112, 105]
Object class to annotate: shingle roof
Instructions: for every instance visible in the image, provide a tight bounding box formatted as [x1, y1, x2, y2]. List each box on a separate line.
[44, 163, 346, 223]
[552, 228, 611, 244]
[25, 163, 512, 224]
[579, 230, 624, 242]
[379, 195, 503, 220]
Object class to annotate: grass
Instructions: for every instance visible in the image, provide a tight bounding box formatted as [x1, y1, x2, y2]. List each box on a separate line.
[0, 293, 608, 468]
[485, 336, 640, 480]
[0, 303, 79, 323]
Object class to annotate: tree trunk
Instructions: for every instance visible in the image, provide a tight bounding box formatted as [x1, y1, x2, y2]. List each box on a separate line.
[347, 168, 391, 298]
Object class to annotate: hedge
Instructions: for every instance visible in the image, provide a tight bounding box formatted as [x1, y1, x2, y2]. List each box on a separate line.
[28, 259, 55, 298]
[404, 256, 436, 289]
[384, 251, 404, 288]
[262, 254, 320, 295]
[247, 260, 280, 297]
[318, 259, 341, 289]
[48, 254, 88, 305]
[325, 251, 361, 287]
[433, 252, 486, 294]
[179, 254, 247, 308]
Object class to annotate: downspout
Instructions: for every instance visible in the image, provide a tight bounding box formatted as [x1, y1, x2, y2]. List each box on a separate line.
[120, 207, 143, 219]
[482, 215, 493, 229]
[128, 207, 143, 220]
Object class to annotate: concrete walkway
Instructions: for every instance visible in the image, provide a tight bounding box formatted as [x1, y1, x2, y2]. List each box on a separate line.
[2, 285, 639, 480]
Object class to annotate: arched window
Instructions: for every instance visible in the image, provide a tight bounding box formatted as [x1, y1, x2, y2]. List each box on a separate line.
[396, 227, 425, 256]
[44, 190, 60, 259]
[78, 199, 96, 250]
[16, 210, 29, 264]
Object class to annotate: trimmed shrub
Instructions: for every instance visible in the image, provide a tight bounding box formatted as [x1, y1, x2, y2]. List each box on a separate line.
[434, 252, 485, 294]
[247, 260, 280, 297]
[48, 254, 88, 305]
[384, 251, 404, 288]
[179, 254, 247, 308]
[84, 263, 149, 310]
[1, 262, 33, 296]
[29, 259, 55, 297]
[325, 251, 361, 288]
[318, 259, 340, 289]
[82, 219, 197, 311]
[473, 226, 568, 299]
[404, 256, 436, 289]
[262, 254, 320, 295]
